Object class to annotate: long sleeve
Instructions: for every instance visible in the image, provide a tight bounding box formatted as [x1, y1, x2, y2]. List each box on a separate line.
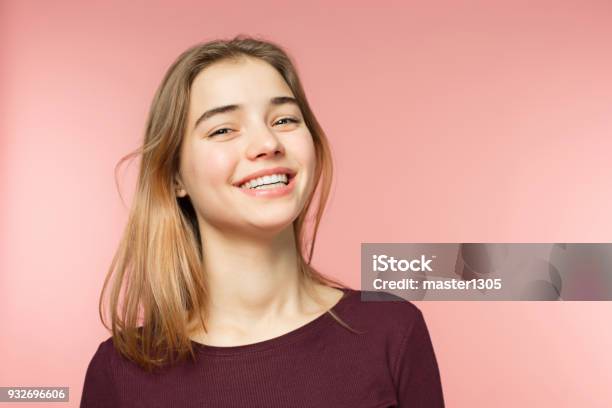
[80, 341, 118, 407]
[393, 308, 445, 407]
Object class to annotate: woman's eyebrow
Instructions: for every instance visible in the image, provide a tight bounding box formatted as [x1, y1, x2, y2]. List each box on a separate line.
[193, 96, 298, 130]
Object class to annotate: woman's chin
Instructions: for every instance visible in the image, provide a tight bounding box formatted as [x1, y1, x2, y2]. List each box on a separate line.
[250, 218, 296, 232]
[243, 214, 298, 233]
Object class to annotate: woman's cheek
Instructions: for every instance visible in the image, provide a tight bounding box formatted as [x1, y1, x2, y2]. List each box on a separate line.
[291, 131, 317, 196]
[290, 131, 316, 165]
[191, 145, 235, 187]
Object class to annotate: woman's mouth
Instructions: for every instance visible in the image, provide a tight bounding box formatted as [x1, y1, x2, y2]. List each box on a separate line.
[235, 173, 297, 198]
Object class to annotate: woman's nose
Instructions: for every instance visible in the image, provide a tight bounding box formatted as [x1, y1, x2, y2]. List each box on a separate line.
[245, 124, 285, 159]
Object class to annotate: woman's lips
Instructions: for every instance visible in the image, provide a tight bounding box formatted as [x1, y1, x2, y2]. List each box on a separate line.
[232, 167, 297, 188]
[235, 173, 297, 198]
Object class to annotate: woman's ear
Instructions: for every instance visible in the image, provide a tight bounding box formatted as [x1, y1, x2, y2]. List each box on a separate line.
[174, 174, 188, 198]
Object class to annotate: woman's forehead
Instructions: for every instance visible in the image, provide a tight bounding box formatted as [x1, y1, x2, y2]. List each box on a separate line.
[191, 58, 292, 104]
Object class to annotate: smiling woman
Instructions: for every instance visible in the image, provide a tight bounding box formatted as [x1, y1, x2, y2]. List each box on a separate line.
[80, 34, 445, 407]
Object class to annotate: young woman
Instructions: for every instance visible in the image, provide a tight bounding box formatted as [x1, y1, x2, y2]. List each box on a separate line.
[80, 35, 445, 407]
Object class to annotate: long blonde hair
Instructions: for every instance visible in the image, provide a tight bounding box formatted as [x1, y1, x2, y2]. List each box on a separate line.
[100, 34, 354, 372]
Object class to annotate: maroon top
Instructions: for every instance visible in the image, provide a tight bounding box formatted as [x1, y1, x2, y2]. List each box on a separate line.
[80, 288, 445, 407]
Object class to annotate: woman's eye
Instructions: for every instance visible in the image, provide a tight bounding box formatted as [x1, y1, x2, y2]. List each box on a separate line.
[209, 128, 232, 137]
[274, 117, 300, 126]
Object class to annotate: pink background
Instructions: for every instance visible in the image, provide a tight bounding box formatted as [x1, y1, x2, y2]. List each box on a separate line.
[2, 1, 612, 406]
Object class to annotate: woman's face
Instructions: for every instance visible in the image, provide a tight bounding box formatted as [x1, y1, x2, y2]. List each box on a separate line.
[177, 57, 316, 237]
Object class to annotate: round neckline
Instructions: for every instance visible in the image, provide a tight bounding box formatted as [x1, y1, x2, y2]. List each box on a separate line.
[191, 287, 356, 356]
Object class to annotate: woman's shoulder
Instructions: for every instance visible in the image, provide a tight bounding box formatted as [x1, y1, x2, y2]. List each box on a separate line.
[81, 336, 120, 406]
[89, 333, 141, 369]
[337, 290, 444, 407]
[341, 287, 422, 315]
[86, 336, 116, 363]
[338, 288, 425, 335]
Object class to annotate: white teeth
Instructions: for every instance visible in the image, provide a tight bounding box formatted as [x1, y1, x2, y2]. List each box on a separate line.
[240, 173, 289, 189]
[252, 181, 286, 190]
